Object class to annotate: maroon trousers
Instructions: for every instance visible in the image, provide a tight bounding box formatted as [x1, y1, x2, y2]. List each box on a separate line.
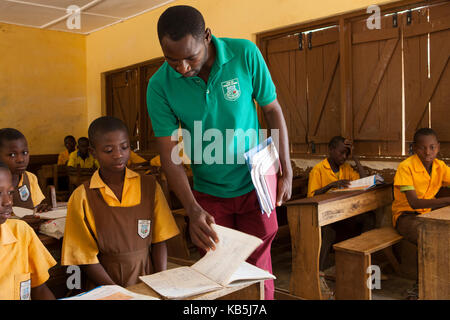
[193, 189, 278, 300]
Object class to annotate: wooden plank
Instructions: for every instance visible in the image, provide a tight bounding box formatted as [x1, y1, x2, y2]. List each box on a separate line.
[335, 250, 371, 300]
[333, 227, 402, 254]
[404, 19, 450, 38]
[287, 205, 322, 299]
[352, 27, 399, 44]
[274, 288, 304, 300]
[317, 186, 393, 226]
[417, 206, 450, 223]
[339, 18, 353, 140]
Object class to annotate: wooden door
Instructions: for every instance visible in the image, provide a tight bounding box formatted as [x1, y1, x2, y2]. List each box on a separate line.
[351, 13, 403, 156]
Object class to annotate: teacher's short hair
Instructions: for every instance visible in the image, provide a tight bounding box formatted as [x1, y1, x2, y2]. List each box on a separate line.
[157, 5, 205, 42]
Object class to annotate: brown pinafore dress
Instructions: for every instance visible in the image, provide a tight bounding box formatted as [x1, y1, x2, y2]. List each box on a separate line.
[13, 173, 34, 209]
[82, 174, 156, 288]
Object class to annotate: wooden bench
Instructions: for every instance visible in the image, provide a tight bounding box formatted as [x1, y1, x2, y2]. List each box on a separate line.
[333, 227, 403, 300]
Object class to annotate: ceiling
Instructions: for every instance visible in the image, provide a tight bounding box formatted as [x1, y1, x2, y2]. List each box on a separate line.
[0, 0, 175, 34]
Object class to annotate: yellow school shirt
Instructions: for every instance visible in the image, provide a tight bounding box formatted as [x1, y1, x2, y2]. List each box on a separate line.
[307, 158, 360, 197]
[61, 168, 180, 266]
[57, 150, 70, 165]
[392, 154, 450, 227]
[127, 151, 147, 166]
[0, 219, 57, 300]
[18, 171, 46, 207]
[67, 151, 99, 169]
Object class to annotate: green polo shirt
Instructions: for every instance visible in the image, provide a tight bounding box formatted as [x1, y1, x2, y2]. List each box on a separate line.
[147, 35, 277, 198]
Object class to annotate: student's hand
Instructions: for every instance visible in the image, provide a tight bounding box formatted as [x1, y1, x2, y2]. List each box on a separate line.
[344, 139, 355, 157]
[187, 205, 219, 252]
[35, 203, 51, 213]
[277, 172, 292, 206]
[331, 180, 351, 189]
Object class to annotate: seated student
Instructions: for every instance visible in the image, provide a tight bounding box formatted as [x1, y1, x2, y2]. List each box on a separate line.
[57, 135, 76, 166]
[67, 137, 99, 169]
[0, 128, 50, 213]
[392, 128, 450, 298]
[61, 116, 180, 289]
[308, 136, 376, 272]
[0, 161, 56, 300]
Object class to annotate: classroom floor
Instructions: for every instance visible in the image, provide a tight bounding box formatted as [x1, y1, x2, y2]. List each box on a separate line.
[270, 229, 417, 300]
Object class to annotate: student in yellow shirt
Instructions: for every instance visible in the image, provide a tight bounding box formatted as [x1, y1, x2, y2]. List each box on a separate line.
[393, 128, 450, 242]
[308, 136, 375, 272]
[67, 137, 99, 169]
[0, 161, 56, 300]
[57, 135, 76, 166]
[62, 116, 179, 289]
[0, 128, 50, 214]
[392, 128, 450, 299]
[127, 150, 149, 167]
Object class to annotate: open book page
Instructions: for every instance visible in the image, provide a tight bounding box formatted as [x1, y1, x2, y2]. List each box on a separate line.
[139, 267, 222, 299]
[12, 206, 34, 218]
[331, 174, 384, 192]
[191, 224, 263, 286]
[62, 285, 159, 300]
[37, 207, 67, 220]
[226, 262, 276, 287]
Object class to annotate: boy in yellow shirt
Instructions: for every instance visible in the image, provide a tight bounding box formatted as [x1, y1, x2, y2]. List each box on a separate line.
[57, 135, 76, 166]
[0, 128, 50, 213]
[393, 128, 450, 242]
[308, 136, 375, 271]
[67, 137, 99, 169]
[0, 161, 56, 300]
[62, 116, 179, 289]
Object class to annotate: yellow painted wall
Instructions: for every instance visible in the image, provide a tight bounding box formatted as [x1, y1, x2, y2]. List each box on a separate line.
[85, 0, 402, 126]
[0, 23, 86, 155]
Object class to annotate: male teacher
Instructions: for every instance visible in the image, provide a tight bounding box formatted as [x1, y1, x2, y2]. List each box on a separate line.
[146, 5, 292, 299]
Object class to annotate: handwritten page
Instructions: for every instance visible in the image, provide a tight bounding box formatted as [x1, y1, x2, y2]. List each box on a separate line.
[37, 207, 67, 220]
[62, 285, 159, 300]
[12, 206, 34, 218]
[139, 267, 222, 299]
[191, 224, 263, 286]
[226, 262, 276, 287]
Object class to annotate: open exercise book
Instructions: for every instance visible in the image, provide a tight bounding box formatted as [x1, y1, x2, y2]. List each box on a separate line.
[62, 285, 159, 300]
[12, 206, 67, 220]
[139, 224, 276, 299]
[243, 137, 280, 217]
[330, 174, 385, 192]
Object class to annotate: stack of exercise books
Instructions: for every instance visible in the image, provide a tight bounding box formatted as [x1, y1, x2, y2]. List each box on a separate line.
[243, 137, 280, 217]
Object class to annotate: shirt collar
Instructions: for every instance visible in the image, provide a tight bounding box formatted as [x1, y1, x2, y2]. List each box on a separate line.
[0, 221, 18, 246]
[89, 168, 139, 189]
[168, 35, 234, 79]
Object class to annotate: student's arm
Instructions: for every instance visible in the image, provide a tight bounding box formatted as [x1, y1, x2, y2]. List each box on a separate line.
[80, 264, 116, 286]
[31, 283, 55, 300]
[260, 99, 293, 206]
[344, 139, 367, 178]
[404, 190, 450, 210]
[156, 136, 218, 252]
[151, 242, 167, 273]
[313, 180, 351, 196]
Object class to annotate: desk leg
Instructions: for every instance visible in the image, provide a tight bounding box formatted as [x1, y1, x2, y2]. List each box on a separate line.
[287, 205, 322, 300]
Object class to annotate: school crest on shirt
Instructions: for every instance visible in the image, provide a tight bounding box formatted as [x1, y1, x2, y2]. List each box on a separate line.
[221, 78, 241, 101]
[138, 219, 151, 239]
[20, 279, 31, 300]
[18, 185, 30, 202]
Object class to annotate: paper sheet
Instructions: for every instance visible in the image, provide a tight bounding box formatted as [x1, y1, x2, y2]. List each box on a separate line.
[62, 285, 159, 300]
[226, 262, 276, 287]
[191, 224, 263, 286]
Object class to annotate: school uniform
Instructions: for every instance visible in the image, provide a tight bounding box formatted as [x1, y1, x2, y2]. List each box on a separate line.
[61, 168, 179, 288]
[392, 154, 450, 243]
[308, 158, 375, 270]
[67, 151, 99, 169]
[0, 219, 56, 300]
[13, 171, 45, 209]
[57, 150, 70, 165]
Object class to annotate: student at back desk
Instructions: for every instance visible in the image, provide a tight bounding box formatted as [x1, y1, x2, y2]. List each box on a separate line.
[307, 136, 376, 275]
[57, 135, 76, 166]
[67, 137, 99, 170]
[392, 128, 450, 299]
[61, 116, 179, 289]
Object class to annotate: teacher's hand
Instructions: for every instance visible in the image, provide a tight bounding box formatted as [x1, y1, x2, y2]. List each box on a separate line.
[276, 172, 292, 206]
[187, 205, 219, 252]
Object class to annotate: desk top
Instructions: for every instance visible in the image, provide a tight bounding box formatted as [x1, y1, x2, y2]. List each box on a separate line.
[418, 206, 450, 223]
[285, 183, 393, 206]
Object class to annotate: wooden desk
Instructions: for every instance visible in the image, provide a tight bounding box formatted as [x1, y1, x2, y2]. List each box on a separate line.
[418, 206, 450, 300]
[126, 262, 264, 300]
[285, 183, 393, 300]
